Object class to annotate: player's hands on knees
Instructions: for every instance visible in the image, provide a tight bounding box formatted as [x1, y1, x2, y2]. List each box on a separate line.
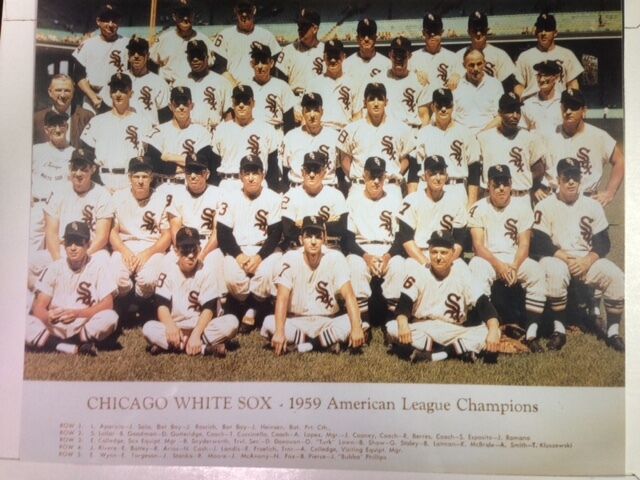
[533, 187, 549, 203]
[244, 255, 262, 275]
[186, 332, 203, 356]
[568, 256, 592, 280]
[47, 306, 65, 324]
[397, 323, 412, 345]
[485, 325, 501, 352]
[236, 253, 250, 269]
[166, 324, 182, 350]
[349, 325, 365, 349]
[379, 254, 391, 277]
[271, 331, 287, 356]
[136, 250, 154, 269]
[363, 253, 379, 276]
[496, 262, 515, 286]
[59, 309, 80, 324]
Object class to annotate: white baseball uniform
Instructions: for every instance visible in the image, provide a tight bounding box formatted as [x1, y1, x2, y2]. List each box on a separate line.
[370, 69, 429, 127]
[129, 69, 171, 126]
[305, 73, 361, 130]
[166, 184, 222, 248]
[452, 75, 503, 134]
[516, 44, 585, 96]
[342, 51, 391, 96]
[175, 71, 234, 130]
[409, 45, 458, 93]
[276, 41, 325, 95]
[31, 142, 74, 203]
[281, 185, 347, 225]
[280, 125, 339, 186]
[150, 29, 216, 85]
[520, 88, 562, 136]
[454, 43, 518, 83]
[248, 77, 298, 129]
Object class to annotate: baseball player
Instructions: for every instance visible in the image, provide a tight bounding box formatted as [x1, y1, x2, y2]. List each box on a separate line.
[477, 92, 547, 205]
[337, 82, 417, 199]
[211, 0, 281, 86]
[211, 85, 281, 191]
[217, 155, 283, 332]
[385, 229, 501, 363]
[33, 74, 94, 148]
[344, 157, 405, 315]
[281, 151, 347, 250]
[274, 8, 324, 96]
[281, 93, 339, 188]
[468, 165, 547, 353]
[142, 226, 238, 356]
[520, 60, 563, 135]
[126, 36, 171, 127]
[305, 40, 361, 131]
[26, 221, 118, 356]
[452, 48, 503, 134]
[110, 157, 172, 299]
[79, 73, 152, 192]
[261, 216, 368, 355]
[413, 88, 481, 207]
[149, 0, 216, 85]
[531, 158, 624, 352]
[71, 3, 129, 113]
[246, 42, 297, 133]
[176, 39, 234, 131]
[371, 36, 430, 128]
[451, 11, 523, 97]
[342, 18, 391, 97]
[391, 155, 468, 268]
[542, 88, 624, 206]
[516, 12, 584, 97]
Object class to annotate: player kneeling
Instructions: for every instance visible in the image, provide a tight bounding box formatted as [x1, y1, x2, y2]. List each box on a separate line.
[26, 221, 118, 356]
[142, 227, 238, 356]
[261, 216, 368, 355]
[386, 230, 501, 363]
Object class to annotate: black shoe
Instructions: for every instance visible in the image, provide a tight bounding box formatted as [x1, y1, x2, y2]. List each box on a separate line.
[409, 349, 432, 364]
[204, 342, 227, 358]
[461, 351, 477, 363]
[481, 351, 498, 364]
[147, 344, 163, 356]
[78, 342, 97, 357]
[606, 335, 625, 352]
[524, 337, 544, 353]
[328, 342, 342, 355]
[547, 332, 567, 351]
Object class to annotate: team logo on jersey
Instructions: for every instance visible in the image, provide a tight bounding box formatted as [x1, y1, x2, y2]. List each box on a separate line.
[254, 209, 269, 233]
[265, 94, 278, 117]
[188, 290, 202, 311]
[315, 281, 334, 309]
[379, 210, 393, 236]
[437, 63, 449, 83]
[82, 205, 95, 230]
[141, 211, 158, 233]
[402, 88, 416, 112]
[109, 50, 124, 72]
[444, 293, 463, 323]
[556, 59, 566, 81]
[76, 281, 95, 307]
[247, 134, 261, 155]
[318, 144, 330, 158]
[579, 216, 594, 245]
[576, 147, 593, 175]
[440, 214, 454, 231]
[370, 68, 381, 77]
[182, 139, 196, 155]
[318, 205, 331, 222]
[504, 218, 518, 244]
[139, 86, 153, 111]
[338, 86, 351, 110]
[381, 136, 396, 158]
[450, 139, 463, 167]
[125, 125, 140, 149]
[508, 146, 525, 173]
[312, 57, 323, 75]
[204, 87, 218, 110]
[201, 208, 215, 231]
[484, 61, 496, 77]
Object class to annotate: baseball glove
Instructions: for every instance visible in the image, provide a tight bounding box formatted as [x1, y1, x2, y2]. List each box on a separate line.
[496, 335, 530, 354]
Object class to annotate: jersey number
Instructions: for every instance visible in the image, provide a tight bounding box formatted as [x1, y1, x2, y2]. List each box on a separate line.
[399, 202, 411, 215]
[533, 210, 542, 225]
[403, 276, 416, 289]
[278, 263, 291, 278]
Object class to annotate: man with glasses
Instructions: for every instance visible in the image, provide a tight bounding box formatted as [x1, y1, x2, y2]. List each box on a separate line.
[468, 165, 546, 352]
[531, 158, 624, 352]
[342, 18, 390, 96]
[142, 226, 238, 357]
[26, 221, 118, 356]
[217, 155, 283, 333]
[261, 216, 368, 355]
[521, 60, 563, 135]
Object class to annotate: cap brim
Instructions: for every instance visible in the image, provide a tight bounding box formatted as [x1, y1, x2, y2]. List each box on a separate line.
[64, 233, 90, 242]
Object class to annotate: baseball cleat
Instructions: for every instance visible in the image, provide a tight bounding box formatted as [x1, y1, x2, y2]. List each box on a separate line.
[147, 344, 163, 356]
[524, 337, 544, 353]
[461, 351, 478, 363]
[409, 349, 432, 364]
[328, 342, 342, 354]
[204, 342, 227, 358]
[546, 332, 567, 351]
[78, 342, 98, 357]
[606, 334, 625, 352]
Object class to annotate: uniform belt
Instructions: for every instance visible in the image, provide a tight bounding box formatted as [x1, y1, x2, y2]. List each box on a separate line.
[157, 175, 184, 184]
[289, 179, 303, 187]
[361, 240, 392, 245]
[32, 197, 47, 203]
[446, 178, 466, 185]
[101, 167, 126, 174]
[220, 173, 240, 179]
[351, 177, 402, 185]
[583, 190, 597, 197]
[511, 189, 530, 197]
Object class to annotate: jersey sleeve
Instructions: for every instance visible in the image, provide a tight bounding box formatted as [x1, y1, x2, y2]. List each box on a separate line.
[143, 125, 164, 151]
[72, 39, 89, 67]
[532, 201, 552, 236]
[95, 255, 117, 301]
[396, 194, 418, 230]
[79, 117, 98, 148]
[155, 265, 173, 301]
[463, 269, 485, 307]
[215, 194, 235, 229]
[520, 204, 535, 230]
[496, 48, 517, 82]
[336, 125, 353, 155]
[155, 79, 171, 110]
[275, 46, 292, 77]
[563, 49, 585, 83]
[281, 83, 298, 113]
[400, 259, 423, 302]
[268, 191, 283, 225]
[332, 252, 351, 290]
[280, 190, 296, 221]
[528, 131, 546, 166]
[199, 273, 223, 307]
[274, 252, 295, 289]
[35, 262, 58, 298]
[399, 126, 417, 158]
[597, 128, 617, 164]
[453, 199, 468, 228]
[466, 201, 484, 229]
[465, 130, 481, 165]
[95, 189, 115, 220]
[591, 200, 609, 235]
[332, 189, 348, 217]
[280, 133, 293, 169]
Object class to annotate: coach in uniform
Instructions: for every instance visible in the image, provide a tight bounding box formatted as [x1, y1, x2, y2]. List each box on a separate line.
[521, 60, 563, 135]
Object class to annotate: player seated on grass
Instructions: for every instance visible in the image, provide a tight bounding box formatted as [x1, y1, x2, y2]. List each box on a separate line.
[142, 226, 239, 356]
[261, 216, 368, 355]
[468, 165, 546, 353]
[531, 158, 625, 352]
[26, 221, 118, 356]
[217, 154, 283, 334]
[385, 230, 501, 364]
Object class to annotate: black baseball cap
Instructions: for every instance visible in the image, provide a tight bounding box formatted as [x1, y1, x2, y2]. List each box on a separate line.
[63, 221, 91, 243]
[357, 18, 377, 37]
[301, 92, 322, 110]
[561, 88, 586, 109]
[236, 0, 255, 14]
[390, 36, 411, 60]
[44, 110, 69, 126]
[128, 156, 153, 173]
[70, 148, 96, 167]
[250, 42, 272, 62]
[424, 155, 447, 172]
[533, 60, 562, 76]
[428, 229, 455, 249]
[176, 226, 200, 249]
[468, 10, 488, 33]
[127, 35, 149, 54]
[556, 157, 582, 177]
[302, 151, 328, 169]
[186, 39, 208, 59]
[324, 39, 344, 60]
[364, 156, 386, 175]
[232, 85, 254, 103]
[171, 86, 192, 104]
[298, 8, 320, 27]
[97, 3, 122, 21]
[239, 154, 264, 172]
[499, 92, 522, 113]
[487, 164, 512, 182]
[301, 216, 326, 234]
[423, 12, 443, 34]
[364, 82, 387, 100]
[108, 73, 132, 92]
[432, 88, 453, 108]
[173, 0, 194, 17]
[535, 12, 557, 31]
[185, 152, 208, 171]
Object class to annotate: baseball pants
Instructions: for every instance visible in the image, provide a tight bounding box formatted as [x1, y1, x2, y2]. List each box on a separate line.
[111, 250, 166, 298]
[385, 318, 488, 354]
[261, 314, 370, 348]
[25, 309, 119, 348]
[223, 249, 283, 301]
[347, 253, 406, 312]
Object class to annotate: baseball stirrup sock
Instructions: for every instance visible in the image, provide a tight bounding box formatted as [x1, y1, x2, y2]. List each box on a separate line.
[526, 323, 538, 340]
[553, 320, 566, 334]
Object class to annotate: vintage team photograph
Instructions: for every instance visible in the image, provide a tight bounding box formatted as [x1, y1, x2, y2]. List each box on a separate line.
[23, 0, 624, 386]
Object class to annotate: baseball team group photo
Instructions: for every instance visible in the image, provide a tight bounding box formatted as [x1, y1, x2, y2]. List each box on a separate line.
[24, 0, 625, 386]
